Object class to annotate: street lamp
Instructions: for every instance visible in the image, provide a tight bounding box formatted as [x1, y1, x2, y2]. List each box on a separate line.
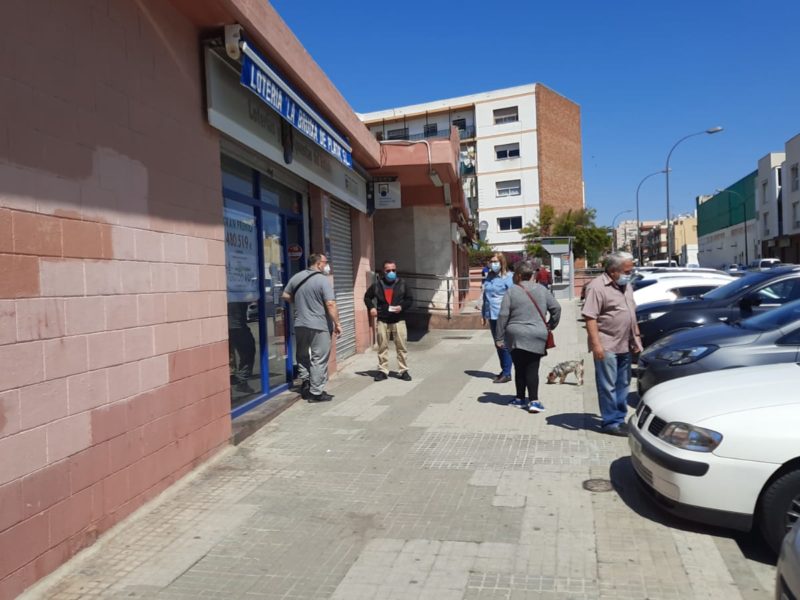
[716, 188, 750, 265]
[611, 209, 633, 252]
[635, 170, 669, 265]
[665, 126, 723, 260]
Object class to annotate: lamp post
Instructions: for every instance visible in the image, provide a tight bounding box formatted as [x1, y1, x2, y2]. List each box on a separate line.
[611, 209, 633, 252]
[716, 188, 749, 265]
[665, 126, 723, 261]
[636, 170, 668, 265]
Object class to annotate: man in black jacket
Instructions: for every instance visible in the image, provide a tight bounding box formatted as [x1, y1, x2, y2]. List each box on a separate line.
[364, 260, 414, 382]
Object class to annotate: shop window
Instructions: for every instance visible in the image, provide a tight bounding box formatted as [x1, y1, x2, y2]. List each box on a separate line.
[496, 179, 521, 197]
[495, 143, 520, 160]
[498, 216, 523, 231]
[493, 106, 519, 124]
[424, 123, 438, 137]
[221, 154, 254, 196]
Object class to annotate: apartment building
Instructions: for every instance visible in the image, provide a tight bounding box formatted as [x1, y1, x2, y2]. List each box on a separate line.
[757, 134, 800, 263]
[359, 84, 584, 252]
[697, 172, 758, 268]
[614, 219, 638, 251]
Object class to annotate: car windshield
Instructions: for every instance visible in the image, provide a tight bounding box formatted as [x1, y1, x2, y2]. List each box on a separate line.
[740, 298, 800, 331]
[701, 272, 774, 301]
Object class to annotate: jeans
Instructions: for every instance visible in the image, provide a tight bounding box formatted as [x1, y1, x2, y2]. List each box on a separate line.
[489, 319, 513, 377]
[511, 349, 542, 402]
[594, 352, 632, 428]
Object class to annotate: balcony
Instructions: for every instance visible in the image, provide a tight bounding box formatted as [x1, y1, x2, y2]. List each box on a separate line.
[383, 126, 476, 142]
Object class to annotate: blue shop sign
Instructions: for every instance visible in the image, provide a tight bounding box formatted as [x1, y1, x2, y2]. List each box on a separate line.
[240, 51, 352, 169]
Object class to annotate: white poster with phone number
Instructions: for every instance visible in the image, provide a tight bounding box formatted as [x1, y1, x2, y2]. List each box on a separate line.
[224, 207, 259, 302]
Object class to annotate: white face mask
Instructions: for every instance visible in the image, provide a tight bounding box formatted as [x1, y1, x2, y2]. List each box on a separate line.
[617, 274, 631, 286]
[323, 264, 331, 275]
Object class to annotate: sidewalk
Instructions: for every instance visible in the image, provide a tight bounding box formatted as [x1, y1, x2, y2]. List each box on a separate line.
[23, 300, 776, 600]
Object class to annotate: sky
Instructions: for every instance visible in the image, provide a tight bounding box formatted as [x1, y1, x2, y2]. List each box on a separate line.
[271, 0, 800, 227]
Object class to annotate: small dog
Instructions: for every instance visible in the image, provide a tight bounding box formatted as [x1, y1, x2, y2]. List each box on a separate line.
[547, 359, 584, 385]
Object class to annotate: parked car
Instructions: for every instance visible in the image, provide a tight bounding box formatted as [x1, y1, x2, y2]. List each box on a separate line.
[628, 362, 800, 553]
[637, 298, 800, 395]
[636, 266, 800, 348]
[776, 520, 800, 599]
[633, 274, 733, 306]
[748, 258, 782, 271]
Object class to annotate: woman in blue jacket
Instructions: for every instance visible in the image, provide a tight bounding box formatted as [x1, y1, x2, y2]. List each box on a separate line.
[482, 253, 514, 383]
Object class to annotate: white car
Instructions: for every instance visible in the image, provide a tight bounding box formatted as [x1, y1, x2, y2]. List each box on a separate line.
[628, 363, 800, 552]
[633, 274, 734, 305]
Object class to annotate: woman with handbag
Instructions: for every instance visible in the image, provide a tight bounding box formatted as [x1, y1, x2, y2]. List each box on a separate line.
[495, 261, 561, 413]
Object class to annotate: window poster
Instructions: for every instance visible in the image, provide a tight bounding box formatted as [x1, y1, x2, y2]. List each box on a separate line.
[224, 206, 259, 302]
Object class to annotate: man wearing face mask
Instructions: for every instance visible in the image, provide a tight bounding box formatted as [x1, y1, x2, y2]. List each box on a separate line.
[581, 251, 643, 436]
[283, 253, 341, 403]
[364, 260, 414, 382]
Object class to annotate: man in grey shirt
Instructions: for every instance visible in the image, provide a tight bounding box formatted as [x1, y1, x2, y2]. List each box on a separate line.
[282, 253, 341, 402]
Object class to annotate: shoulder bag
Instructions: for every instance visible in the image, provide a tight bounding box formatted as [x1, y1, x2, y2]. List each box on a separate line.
[517, 284, 555, 349]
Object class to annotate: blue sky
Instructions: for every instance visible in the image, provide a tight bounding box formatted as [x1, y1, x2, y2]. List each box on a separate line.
[271, 0, 800, 226]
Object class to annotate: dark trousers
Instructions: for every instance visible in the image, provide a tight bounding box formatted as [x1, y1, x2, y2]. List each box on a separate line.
[511, 349, 542, 401]
[229, 327, 255, 382]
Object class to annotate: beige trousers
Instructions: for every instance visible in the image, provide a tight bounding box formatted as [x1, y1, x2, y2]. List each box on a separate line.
[376, 320, 409, 374]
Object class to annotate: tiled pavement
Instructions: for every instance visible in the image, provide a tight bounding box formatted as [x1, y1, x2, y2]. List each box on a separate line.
[23, 301, 777, 599]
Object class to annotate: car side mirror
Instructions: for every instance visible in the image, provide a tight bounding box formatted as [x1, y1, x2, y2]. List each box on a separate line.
[739, 293, 762, 313]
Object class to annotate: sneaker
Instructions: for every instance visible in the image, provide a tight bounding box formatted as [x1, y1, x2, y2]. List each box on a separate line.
[527, 401, 545, 414]
[508, 398, 526, 408]
[601, 424, 628, 437]
[300, 380, 311, 400]
[374, 371, 388, 382]
[308, 392, 333, 403]
[398, 371, 412, 382]
[492, 375, 512, 384]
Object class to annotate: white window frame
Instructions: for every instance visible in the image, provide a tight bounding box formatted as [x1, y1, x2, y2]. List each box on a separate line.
[493, 106, 519, 125]
[495, 179, 521, 197]
[497, 216, 523, 231]
[495, 142, 520, 160]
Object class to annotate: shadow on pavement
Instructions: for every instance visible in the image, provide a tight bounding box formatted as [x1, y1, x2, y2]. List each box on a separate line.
[407, 329, 428, 342]
[355, 370, 382, 379]
[609, 456, 776, 566]
[464, 370, 496, 379]
[545, 412, 603, 432]
[477, 392, 514, 406]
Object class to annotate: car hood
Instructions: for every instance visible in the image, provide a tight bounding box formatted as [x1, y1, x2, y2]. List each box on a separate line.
[642, 323, 762, 354]
[643, 363, 800, 423]
[636, 297, 710, 314]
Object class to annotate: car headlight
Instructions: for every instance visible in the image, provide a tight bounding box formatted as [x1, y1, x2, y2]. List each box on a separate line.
[638, 311, 666, 322]
[654, 345, 717, 365]
[659, 422, 722, 452]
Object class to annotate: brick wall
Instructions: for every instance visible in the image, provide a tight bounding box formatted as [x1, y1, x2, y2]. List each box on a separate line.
[0, 1, 231, 597]
[535, 85, 584, 215]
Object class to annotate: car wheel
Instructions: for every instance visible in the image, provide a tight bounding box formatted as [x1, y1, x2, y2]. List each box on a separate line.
[759, 469, 800, 553]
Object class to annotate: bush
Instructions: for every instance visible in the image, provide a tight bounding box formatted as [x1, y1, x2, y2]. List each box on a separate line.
[468, 248, 495, 267]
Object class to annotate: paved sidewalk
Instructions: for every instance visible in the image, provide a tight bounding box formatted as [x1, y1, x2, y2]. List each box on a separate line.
[24, 301, 776, 600]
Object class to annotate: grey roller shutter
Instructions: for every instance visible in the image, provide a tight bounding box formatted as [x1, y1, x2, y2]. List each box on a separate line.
[329, 200, 356, 359]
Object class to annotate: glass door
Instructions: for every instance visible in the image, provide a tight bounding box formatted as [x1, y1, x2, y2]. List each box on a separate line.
[261, 209, 287, 388]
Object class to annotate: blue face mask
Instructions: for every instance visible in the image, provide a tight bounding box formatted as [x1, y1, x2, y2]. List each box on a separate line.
[385, 271, 397, 282]
[490, 262, 501, 273]
[617, 274, 632, 286]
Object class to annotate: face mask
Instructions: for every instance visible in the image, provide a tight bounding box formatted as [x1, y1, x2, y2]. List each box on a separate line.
[617, 274, 631, 286]
[490, 262, 501, 273]
[323, 265, 331, 275]
[385, 271, 397, 282]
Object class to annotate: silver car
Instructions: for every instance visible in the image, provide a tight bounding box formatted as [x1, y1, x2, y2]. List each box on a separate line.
[777, 520, 800, 599]
[637, 299, 800, 395]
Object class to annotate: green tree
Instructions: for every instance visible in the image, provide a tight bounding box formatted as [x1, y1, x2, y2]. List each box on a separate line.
[522, 206, 611, 263]
[520, 205, 555, 258]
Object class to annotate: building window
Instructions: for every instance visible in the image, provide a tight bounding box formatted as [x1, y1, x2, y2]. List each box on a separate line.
[497, 216, 523, 231]
[452, 118, 466, 131]
[495, 143, 520, 160]
[387, 127, 408, 140]
[778, 167, 782, 186]
[762, 181, 768, 204]
[793, 202, 799, 227]
[495, 179, 521, 197]
[791, 163, 799, 191]
[493, 106, 519, 124]
[424, 123, 438, 138]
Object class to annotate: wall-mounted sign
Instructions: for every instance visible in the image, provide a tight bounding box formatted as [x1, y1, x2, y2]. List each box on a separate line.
[240, 42, 352, 169]
[288, 243, 303, 260]
[376, 181, 401, 209]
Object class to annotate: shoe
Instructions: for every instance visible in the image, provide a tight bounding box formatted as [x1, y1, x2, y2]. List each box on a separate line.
[398, 371, 412, 382]
[300, 380, 311, 400]
[374, 372, 388, 382]
[235, 382, 256, 394]
[308, 392, 333, 403]
[527, 401, 545, 413]
[492, 375, 512, 384]
[602, 424, 628, 437]
[508, 398, 526, 408]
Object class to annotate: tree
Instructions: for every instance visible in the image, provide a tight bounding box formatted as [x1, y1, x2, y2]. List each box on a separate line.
[521, 206, 611, 264]
[520, 205, 555, 258]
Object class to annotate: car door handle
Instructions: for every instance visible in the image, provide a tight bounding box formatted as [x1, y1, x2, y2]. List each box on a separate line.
[717, 316, 729, 322]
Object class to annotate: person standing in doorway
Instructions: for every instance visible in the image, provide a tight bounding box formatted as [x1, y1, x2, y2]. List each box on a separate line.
[282, 253, 341, 403]
[482, 253, 514, 383]
[581, 251, 642, 436]
[364, 260, 414, 381]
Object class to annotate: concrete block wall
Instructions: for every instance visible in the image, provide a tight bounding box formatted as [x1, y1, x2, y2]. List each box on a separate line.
[0, 1, 231, 597]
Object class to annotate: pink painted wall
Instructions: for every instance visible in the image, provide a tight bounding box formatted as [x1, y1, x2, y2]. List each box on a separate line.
[0, 2, 231, 597]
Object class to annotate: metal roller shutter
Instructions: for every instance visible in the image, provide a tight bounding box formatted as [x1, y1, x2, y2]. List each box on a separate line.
[329, 200, 356, 359]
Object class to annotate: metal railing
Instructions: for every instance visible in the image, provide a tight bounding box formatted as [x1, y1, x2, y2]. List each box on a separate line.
[377, 271, 484, 320]
[389, 126, 477, 142]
